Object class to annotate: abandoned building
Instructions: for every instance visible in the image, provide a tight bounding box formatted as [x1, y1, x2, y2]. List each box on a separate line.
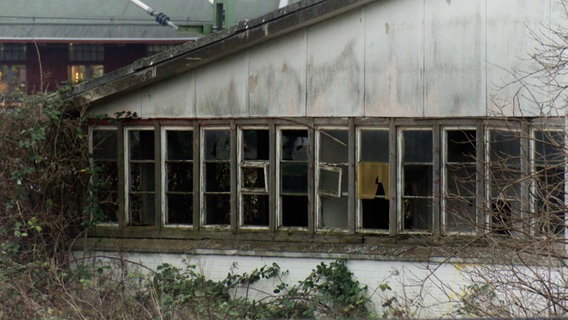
[0, 0, 294, 103]
[68, 0, 567, 315]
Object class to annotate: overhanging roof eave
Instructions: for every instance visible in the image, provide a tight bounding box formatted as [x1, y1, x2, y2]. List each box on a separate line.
[68, 0, 378, 109]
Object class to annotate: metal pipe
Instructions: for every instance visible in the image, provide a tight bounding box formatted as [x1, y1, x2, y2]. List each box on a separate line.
[129, 0, 179, 30]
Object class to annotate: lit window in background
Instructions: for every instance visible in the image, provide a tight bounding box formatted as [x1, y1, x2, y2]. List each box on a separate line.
[68, 44, 104, 83]
[68, 65, 104, 83]
[0, 65, 26, 94]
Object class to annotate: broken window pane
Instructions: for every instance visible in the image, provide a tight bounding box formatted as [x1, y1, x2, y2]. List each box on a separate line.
[319, 130, 348, 163]
[281, 130, 308, 161]
[317, 129, 348, 230]
[205, 130, 230, 160]
[401, 130, 432, 231]
[359, 129, 389, 230]
[240, 129, 269, 227]
[490, 199, 520, 235]
[282, 195, 308, 227]
[243, 129, 269, 160]
[318, 165, 342, 197]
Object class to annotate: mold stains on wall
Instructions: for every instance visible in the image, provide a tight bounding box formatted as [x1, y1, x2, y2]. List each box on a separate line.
[249, 61, 304, 116]
[307, 39, 362, 116]
[200, 79, 242, 117]
[249, 74, 258, 93]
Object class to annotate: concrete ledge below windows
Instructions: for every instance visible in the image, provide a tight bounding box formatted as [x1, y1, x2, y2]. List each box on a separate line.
[77, 235, 517, 264]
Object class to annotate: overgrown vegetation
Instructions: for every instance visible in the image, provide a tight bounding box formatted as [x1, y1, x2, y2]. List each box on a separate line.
[0, 91, 378, 318]
[0, 88, 91, 318]
[148, 259, 374, 319]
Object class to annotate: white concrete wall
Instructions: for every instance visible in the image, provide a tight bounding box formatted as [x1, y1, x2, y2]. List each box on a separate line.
[80, 251, 467, 318]
[90, 0, 563, 119]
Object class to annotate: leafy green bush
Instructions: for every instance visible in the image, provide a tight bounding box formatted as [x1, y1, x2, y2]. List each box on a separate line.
[0, 88, 92, 318]
[149, 259, 375, 320]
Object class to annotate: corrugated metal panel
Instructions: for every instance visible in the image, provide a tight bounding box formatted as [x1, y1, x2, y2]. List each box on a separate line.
[0, 0, 210, 40]
[0, 0, 301, 41]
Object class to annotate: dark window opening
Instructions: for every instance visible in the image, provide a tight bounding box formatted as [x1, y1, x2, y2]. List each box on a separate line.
[280, 129, 309, 228]
[401, 130, 433, 231]
[445, 129, 477, 233]
[203, 129, 231, 226]
[128, 129, 155, 226]
[533, 130, 565, 236]
[488, 130, 521, 235]
[241, 129, 270, 227]
[165, 130, 193, 225]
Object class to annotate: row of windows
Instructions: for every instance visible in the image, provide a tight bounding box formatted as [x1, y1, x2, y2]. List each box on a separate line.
[0, 43, 179, 90]
[89, 119, 566, 236]
[0, 44, 27, 62]
[1, 43, 177, 64]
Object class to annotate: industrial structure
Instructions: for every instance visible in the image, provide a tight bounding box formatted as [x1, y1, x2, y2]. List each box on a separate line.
[0, 0, 296, 105]
[68, 0, 567, 316]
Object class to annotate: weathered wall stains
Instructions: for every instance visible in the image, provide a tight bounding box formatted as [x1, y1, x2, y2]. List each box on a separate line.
[249, 30, 307, 116]
[87, 0, 560, 120]
[306, 8, 364, 117]
[486, 0, 554, 117]
[364, 0, 423, 117]
[196, 53, 249, 117]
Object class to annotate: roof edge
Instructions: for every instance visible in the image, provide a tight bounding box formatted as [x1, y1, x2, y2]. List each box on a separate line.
[68, 0, 377, 108]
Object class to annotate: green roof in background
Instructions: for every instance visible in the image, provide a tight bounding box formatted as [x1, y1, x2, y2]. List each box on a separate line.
[0, 0, 301, 41]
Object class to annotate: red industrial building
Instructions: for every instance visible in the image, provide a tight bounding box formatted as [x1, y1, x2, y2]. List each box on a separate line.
[0, 0, 293, 104]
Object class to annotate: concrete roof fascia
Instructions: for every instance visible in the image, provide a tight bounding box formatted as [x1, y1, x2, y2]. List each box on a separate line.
[69, 0, 378, 109]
